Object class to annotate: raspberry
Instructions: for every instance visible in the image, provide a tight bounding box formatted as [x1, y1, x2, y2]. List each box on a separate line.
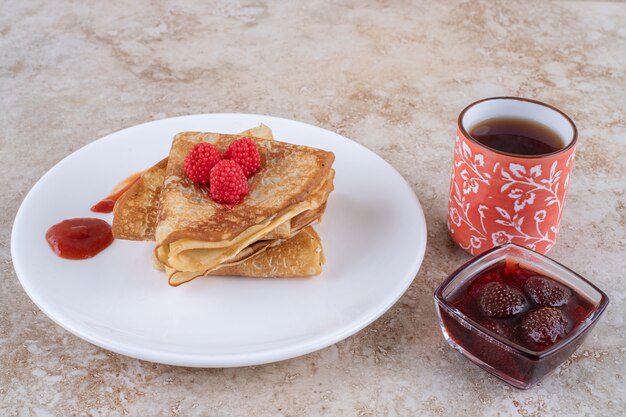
[184, 142, 222, 185]
[209, 160, 249, 204]
[223, 137, 261, 177]
[524, 276, 571, 308]
[479, 282, 528, 319]
[521, 307, 568, 347]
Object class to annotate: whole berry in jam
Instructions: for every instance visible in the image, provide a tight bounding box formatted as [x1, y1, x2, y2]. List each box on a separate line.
[479, 282, 528, 319]
[209, 160, 249, 204]
[483, 319, 517, 342]
[524, 276, 571, 307]
[467, 268, 502, 298]
[223, 137, 261, 177]
[184, 142, 222, 185]
[521, 307, 568, 346]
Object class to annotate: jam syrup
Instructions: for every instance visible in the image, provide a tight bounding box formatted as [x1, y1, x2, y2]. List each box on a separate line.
[46, 218, 113, 260]
[439, 259, 597, 387]
[448, 260, 595, 351]
[91, 171, 143, 213]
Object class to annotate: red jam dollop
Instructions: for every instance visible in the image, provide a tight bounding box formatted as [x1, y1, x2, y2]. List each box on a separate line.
[46, 218, 113, 260]
[91, 172, 142, 213]
[450, 259, 595, 351]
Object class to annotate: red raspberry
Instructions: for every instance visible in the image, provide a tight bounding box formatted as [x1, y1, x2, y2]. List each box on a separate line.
[523, 276, 571, 307]
[223, 137, 261, 177]
[209, 160, 249, 204]
[479, 282, 528, 319]
[184, 142, 222, 185]
[521, 307, 568, 347]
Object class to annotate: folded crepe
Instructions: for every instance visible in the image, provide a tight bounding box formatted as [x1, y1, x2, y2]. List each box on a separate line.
[152, 226, 325, 278]
[156, 132, 334, 285]
[112, 125, 335, 286]
[113, 157, 167, 241]
[113, 124, 275, 241]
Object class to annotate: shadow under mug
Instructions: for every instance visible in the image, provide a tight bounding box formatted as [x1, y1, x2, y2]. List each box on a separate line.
[448, 97, 578, 255]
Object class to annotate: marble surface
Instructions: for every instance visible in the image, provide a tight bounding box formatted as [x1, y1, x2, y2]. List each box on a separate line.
[2, 0, 625, 415]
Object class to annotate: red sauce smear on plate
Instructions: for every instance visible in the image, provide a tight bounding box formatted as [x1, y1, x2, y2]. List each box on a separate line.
[46, 218, 113, 259]
[91, 171, 143, 213]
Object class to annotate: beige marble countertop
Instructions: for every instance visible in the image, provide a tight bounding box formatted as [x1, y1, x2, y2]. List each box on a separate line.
[2, 0, 625, 415]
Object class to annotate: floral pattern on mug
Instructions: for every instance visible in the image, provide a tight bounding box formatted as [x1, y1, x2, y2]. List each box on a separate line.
[448, 132, 576, 255]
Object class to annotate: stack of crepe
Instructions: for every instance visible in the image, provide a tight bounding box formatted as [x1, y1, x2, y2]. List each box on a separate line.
[112, 125, 335, 286]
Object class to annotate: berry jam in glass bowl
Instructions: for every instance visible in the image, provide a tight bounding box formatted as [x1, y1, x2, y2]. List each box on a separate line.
[433, 244, 609, 389]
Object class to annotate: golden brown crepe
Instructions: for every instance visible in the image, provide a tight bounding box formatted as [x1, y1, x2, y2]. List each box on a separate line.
[155, 132, 334, 284]
[209, 227, 324, 277]
[113, 124, 276, 241]
[111, 124, 335, 286]
[155, 226, 325, 285]
[112, 158, 167, 241]
[112, 159, 331, 243]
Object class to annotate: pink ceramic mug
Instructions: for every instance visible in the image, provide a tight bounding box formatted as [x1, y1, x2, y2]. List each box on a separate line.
[448, 97, 578, 255]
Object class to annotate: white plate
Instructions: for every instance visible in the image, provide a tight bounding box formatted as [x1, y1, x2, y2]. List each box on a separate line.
[11, 114, 427, 367]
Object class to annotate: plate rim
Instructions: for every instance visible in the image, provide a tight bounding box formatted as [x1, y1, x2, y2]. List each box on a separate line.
[11, 113, 427, 367]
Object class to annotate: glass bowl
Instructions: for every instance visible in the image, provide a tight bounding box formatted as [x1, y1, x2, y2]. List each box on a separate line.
[433, 243, 609, 389]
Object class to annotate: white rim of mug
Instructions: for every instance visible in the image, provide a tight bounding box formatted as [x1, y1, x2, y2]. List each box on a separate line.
[457, 96, 578, 159]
